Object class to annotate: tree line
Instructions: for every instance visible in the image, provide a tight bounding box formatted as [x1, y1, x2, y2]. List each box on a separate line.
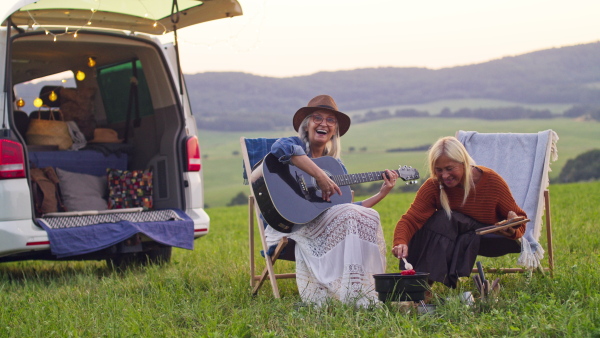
[196, 104, 595, 132]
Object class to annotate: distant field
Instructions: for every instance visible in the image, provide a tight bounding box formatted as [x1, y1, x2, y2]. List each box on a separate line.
[345, 98, 572, 116]
[198, 117, 598, 208]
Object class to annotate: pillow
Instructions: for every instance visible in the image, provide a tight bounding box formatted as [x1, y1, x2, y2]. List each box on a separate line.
[55, 167, 108, 211]
[107, 168, 153, 210]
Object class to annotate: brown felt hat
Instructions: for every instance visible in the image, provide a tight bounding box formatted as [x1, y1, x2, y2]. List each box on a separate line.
[89, 128, 123, 143]
[293, 95, 351, 136]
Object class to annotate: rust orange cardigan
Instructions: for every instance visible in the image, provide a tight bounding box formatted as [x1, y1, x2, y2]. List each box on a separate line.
[393, 166, 527, 247]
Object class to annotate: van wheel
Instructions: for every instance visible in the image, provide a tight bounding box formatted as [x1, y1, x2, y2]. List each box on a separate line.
[106, 246, 172, 270]
[143, 245, 172, 265]
[106, 254, 136, 270]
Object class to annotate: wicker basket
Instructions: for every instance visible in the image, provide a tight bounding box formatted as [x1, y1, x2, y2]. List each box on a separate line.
[26, 107, 73, 150]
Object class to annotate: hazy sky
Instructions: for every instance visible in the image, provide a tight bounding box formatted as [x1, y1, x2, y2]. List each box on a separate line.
[165, 0, 600, 78]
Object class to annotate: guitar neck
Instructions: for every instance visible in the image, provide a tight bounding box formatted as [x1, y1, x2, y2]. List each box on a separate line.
[332, 169, 401, 187]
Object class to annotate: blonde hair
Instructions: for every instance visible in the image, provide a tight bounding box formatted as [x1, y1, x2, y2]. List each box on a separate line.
[428, 136, 476, 218]
[298, 115, 342, 159]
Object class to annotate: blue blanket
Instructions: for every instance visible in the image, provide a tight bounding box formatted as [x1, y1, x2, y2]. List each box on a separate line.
[37, 209, 194, 258]
[29, 149, 128, 176]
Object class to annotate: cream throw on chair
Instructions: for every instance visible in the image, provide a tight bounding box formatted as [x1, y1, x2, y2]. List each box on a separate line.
[457, 130, 559, 270]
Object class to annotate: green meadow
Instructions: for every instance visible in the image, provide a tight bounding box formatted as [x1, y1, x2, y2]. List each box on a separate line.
[1, 181, 598, 336]
[344, 98, 573, 116]
[199, 117, 599, 208]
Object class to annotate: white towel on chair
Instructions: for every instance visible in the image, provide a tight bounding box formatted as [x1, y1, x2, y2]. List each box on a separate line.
[457, 129, 559, 269]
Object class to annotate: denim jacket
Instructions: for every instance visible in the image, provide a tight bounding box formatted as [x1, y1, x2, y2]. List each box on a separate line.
[270, 136, 348, 174]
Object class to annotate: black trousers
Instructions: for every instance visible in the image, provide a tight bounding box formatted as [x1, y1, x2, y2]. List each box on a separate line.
[400, 210, 486, 288]
[401, 210, 520, 288]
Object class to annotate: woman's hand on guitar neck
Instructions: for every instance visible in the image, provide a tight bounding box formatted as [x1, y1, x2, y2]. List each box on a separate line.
[379, 169, 398, 195]
[361, 169, 398, 208]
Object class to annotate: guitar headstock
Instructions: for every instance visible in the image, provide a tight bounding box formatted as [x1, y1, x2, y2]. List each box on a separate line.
[397, 165, 420, 184]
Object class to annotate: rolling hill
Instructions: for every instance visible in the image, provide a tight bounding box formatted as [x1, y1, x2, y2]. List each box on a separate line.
[185, 41, 600, 130]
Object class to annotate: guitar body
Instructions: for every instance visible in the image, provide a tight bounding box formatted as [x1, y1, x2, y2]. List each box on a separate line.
[250, 153, 352, 233]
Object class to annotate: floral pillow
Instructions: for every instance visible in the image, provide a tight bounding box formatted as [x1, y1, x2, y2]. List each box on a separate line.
[107, 168, 153, 210]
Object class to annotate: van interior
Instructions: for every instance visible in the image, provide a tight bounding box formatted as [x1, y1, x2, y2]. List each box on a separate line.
[10, 30, 190, 212]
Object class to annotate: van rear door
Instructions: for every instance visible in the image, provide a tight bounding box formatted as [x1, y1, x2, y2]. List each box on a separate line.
[4, 0, 242, 35]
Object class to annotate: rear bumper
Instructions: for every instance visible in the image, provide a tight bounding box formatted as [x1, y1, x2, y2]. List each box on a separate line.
[186, 207, 210, 238]
[0, 219, 50, 258]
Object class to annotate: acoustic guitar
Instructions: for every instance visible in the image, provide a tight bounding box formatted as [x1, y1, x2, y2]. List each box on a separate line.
[249, 153, 420, 233]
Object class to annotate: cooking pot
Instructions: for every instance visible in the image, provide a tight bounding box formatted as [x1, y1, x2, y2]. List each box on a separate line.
[373, 272, 430, 302]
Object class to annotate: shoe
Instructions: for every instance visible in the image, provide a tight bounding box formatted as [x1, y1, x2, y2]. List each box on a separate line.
[416, 302, 436, 315]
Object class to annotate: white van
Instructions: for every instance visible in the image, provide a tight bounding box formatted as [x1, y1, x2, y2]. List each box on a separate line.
[0, 0, 242, 266]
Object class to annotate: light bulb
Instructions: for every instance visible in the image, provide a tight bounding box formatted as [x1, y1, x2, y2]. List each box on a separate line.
[76, 70, 86, 81]
[87, 57, 96, 67]
[16, 98, 25, 108]
[49, 91, 58, 102]
[33, 98, 43, 107]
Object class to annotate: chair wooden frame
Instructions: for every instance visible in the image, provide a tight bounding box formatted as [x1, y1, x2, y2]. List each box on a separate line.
[240, 137, 295, 298]
[456, 131, 555, 275]
[472, 189, 554, 275]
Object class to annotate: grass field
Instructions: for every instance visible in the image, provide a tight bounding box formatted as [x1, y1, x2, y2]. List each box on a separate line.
[1, 181, 598, 336]
[199, 117, 599, 208]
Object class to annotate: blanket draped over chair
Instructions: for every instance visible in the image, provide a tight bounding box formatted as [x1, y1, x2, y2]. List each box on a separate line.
[457, 130, 559, 270]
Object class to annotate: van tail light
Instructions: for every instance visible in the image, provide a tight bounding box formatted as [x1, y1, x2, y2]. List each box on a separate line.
[0, 139, 26, 179]
[186, 136, 201, 172]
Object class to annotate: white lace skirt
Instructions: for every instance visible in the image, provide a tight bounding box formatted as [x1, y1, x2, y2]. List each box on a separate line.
[288, 203, 386, 307]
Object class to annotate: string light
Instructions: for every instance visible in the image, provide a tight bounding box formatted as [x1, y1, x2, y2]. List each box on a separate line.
[87, 57, 97, 68]
[23, 0, 190, 41]
[135, 0, 166, 34]
[26, 2, 99, 41]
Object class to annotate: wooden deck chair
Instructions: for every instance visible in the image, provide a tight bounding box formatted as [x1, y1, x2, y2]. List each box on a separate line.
[240, 137, 296, 298]
[456, 130, 559, 274]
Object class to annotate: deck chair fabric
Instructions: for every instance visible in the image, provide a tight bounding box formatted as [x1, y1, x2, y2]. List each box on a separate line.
[242, 137, 278, 185]
[457, 130, 559, 270]
[240, 137, 295, 298]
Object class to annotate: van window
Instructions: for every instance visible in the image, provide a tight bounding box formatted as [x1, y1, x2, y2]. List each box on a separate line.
[97, 59, 154, 124]
[13, 71, 75, 114]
